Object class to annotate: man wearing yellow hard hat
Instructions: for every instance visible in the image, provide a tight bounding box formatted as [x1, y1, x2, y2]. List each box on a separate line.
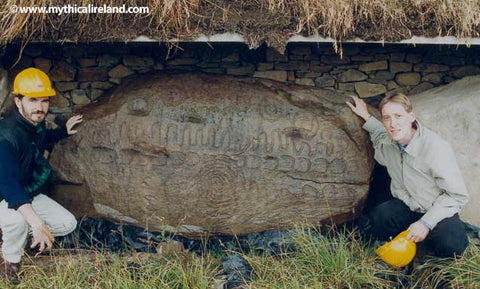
[0, 68, 83, 284]
[347, 93, 469, 263]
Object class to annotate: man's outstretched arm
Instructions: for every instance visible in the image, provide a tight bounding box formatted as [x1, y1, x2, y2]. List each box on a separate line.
[346, 95, 371, 121]
[44, 114, 83, 151]
[45, 114, 83, 141]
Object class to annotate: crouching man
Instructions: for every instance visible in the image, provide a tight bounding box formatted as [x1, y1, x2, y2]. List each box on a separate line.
[347, 93, 469, 259]
[0, 68, 83, 284]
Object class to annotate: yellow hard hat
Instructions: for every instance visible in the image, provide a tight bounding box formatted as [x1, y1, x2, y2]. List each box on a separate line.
[375, 230, 416, 268]
[12, 67, 56, 97]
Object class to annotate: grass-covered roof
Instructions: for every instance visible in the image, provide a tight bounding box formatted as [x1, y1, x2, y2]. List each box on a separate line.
[1, 0, 480, 53]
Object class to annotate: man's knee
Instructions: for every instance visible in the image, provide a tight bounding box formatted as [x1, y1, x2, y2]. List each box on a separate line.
[370, 199, 409, 220]
[430, 216, 469, 258]
[433, 234, 468, 258]
[2, 213, 28, 235]
[50, 211, 77, 236]
[368, 199, 417, 240]
[62, 213, 77, 235]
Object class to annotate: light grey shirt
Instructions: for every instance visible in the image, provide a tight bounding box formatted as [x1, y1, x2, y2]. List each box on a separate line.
[363, 117, 469, 229]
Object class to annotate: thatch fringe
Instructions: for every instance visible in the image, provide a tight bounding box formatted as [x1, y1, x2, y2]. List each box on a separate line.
[1, 0, 480, 53]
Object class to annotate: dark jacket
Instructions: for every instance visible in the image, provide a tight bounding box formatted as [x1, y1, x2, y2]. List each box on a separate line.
[0, 110, 68, 209]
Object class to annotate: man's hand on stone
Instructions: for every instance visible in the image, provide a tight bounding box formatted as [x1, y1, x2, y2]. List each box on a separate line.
[66, 114, 83, 135]
[407, 221, 430, 243]
[346, 95, 371, 121]
[30, 221, 54, 255]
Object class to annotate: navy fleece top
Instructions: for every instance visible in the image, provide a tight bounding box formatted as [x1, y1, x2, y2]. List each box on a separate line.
[0, 111, 68, 209]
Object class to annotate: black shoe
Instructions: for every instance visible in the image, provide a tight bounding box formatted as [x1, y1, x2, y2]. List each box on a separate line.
[374, 261, 411, 289]
[0, 260, 21, 285]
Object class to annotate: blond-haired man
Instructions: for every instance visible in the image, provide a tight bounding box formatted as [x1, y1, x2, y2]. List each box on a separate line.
[347, 93, 469, 258]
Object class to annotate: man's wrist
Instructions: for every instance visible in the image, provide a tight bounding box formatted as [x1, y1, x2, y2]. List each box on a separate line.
[362, 113, 372, 122]
[419, 219, 433, 230]
[30, 219, 46, 229]
[17, 204, 45, 228]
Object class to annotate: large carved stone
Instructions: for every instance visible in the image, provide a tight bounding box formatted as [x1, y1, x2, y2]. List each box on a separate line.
[410, 76, 480, 226]
[49, 72, 374, 236]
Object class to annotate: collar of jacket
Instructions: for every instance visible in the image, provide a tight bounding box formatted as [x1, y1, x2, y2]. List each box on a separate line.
[403, 120, 423, 157]
[11, 109, 45, 134]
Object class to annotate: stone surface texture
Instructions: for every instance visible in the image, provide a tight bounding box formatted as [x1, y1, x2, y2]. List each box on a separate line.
[0, 67, 9, 115]
[49, 72, 374, 236]
[410, 76, 480, 226]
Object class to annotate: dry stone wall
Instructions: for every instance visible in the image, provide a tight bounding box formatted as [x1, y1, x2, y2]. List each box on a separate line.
[1, 43, 480, 117]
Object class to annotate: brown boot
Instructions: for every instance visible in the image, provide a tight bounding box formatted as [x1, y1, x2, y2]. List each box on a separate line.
[0, 260, 21, 285]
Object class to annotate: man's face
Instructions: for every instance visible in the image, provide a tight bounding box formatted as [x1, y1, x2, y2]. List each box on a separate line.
[381, 102, 416, 144]
[14, 96, 50, 125]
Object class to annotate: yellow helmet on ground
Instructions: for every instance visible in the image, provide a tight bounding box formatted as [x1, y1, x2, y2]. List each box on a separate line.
[12, 67, 56, 97]
[375, 230, 416, 268]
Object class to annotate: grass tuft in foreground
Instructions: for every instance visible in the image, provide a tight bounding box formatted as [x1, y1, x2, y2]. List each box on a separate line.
[7, 251, 219, 289]
[413, 244, 480, 288]
[246, 226, 389, 289]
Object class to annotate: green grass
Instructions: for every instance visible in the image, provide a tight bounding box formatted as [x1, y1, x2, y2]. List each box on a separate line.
[6, 251, 219, 289]
[2, 226, 479, 289]
[246, 226, 388, 289]
[413, 244, 480, 288]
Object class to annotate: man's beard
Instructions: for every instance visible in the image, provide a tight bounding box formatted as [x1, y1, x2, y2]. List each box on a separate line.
[20, 106, 46, 124]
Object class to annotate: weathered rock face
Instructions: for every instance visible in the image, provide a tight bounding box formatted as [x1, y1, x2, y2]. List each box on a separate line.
[410, 76, 480, 226]
[50, 72, 374, 236]
[0, 67, 10, 116]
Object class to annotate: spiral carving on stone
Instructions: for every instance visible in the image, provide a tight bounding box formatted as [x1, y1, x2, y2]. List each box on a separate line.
[196, 155, 241, 207]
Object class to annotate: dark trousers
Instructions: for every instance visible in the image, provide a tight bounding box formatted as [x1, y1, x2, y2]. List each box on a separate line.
[359, 198, 469, 258]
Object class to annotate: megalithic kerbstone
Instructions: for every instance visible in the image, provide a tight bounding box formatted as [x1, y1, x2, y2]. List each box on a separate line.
[49, 72, 375, 237]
